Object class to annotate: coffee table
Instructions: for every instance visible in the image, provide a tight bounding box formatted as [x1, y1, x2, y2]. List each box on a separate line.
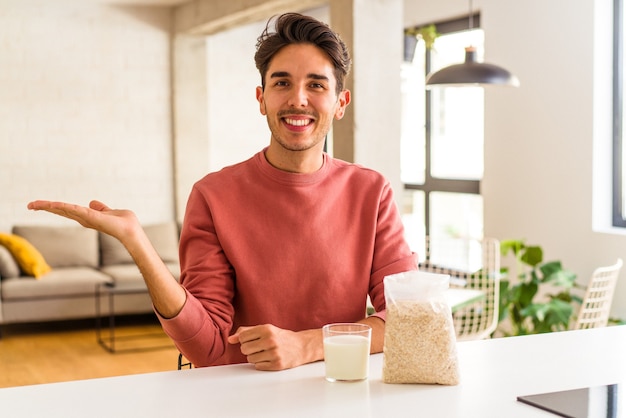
[95, 281, 172, 353]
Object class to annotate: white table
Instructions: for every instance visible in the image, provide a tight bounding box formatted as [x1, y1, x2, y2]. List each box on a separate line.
[2, 326, 625, 417]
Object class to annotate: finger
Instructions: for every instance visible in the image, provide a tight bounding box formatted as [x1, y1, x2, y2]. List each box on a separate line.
[50, 202, 90, 219]
[89, 200, 110, 211]
[27, 200, 72, 216]
[239, 338, 266, 356]
[246, 349, 284, 371]
[253, 360, 276, 371]
[28, 200, 76, 213]
[227, 326, 253, 345]
[232, 326, 258, 344]
[27, 201, 95, 228]
[27, 200, 53, 210]
[246, 351, 272, 367]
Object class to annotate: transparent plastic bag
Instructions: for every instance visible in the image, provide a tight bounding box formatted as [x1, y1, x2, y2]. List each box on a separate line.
[382, 270, 460, 385]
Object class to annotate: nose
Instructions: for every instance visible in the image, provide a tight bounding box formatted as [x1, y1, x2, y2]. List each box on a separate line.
[287, 85, 308, 107]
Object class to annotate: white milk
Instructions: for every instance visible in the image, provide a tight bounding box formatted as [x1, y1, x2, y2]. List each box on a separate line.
[323, 334, 370, 381]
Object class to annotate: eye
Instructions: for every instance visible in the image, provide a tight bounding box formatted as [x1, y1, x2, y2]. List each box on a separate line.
[310, 82, 325, 89]
[275, 80, 289, 87]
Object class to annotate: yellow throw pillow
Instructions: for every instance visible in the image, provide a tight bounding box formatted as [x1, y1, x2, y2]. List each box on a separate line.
[0, 233, 52, 278]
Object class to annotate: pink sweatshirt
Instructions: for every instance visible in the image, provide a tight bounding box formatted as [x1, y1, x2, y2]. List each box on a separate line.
[159, 150, 417, 367]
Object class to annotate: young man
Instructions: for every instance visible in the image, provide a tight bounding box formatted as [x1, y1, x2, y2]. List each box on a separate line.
[28, 13, 417, 370]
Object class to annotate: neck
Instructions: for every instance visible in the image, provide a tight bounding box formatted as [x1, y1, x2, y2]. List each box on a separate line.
[264, 142, 325, 174]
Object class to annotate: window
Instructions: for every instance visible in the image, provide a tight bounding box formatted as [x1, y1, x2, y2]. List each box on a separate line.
[401, 16, 484, 254]
[614, 0, 626, 227]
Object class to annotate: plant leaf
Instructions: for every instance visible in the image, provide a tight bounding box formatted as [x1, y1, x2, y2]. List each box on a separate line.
[571, 294, 583, 305]
[500, 239, 525, 257]
[521, 303, 545, 320]
[521, 245, 543, 266]
[549, 299, 574, 322]
[515, 281, 538, 307]
[543, 299, 573, 331]
[544, 269, 577, 288]
[496, 238, 594, 336]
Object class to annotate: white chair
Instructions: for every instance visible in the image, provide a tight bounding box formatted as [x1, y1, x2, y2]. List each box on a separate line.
[419, 236, 500, 341]
[573, 258, 623, 330]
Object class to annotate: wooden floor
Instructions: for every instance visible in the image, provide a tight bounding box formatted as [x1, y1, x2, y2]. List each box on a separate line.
[0, 315, 180, 389]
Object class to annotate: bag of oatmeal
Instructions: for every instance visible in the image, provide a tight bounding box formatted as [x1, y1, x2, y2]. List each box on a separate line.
[382, 270, 460, 385]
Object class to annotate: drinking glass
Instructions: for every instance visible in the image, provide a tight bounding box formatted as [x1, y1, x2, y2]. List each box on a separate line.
[322, 323, 372, 382]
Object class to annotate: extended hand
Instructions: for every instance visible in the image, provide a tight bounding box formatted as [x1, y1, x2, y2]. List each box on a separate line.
[227, 324, 323, 371]
[28, 199, 187, 318]
[27, 200, 140, 245]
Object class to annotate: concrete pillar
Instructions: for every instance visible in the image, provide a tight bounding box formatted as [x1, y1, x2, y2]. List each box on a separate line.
[330, 0, 404, 200]
[172, 34, 210, 223]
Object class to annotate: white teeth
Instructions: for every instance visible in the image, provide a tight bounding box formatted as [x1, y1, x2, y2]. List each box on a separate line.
[284, 118, 311, 127]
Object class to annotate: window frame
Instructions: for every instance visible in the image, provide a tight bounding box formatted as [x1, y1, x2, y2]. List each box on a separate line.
[404, 14, 482, 237]
[613, 0, 625, 227]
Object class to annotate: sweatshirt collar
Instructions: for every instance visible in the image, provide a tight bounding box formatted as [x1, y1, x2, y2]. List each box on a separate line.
[255, 147, 330, 185]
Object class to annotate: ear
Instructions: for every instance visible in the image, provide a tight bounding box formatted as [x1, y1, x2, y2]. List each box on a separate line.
[334, 89, 351, 120]
[256, 86, 266, 116]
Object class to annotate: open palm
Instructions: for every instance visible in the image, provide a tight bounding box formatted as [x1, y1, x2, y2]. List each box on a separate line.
[27, 200, 140, 244]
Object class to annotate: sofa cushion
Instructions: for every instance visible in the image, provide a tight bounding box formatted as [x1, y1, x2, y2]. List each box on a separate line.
[99, 233, 131, 266]
[13, 225, 99, 269]
[99, 221, 179, 266]
[100, 262, 180, 285]
[145, 222, 179, 263]
[0, 233, 52, 278]
[0, 243, 21, 279]
[1, 267, 112, 300]
[99, 264, 145, 286]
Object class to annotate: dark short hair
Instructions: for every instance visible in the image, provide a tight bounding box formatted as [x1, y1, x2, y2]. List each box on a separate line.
[254, 13, 351, 94]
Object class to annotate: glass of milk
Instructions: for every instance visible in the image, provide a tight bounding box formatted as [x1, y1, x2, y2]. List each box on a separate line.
[323, 323, 372, 382]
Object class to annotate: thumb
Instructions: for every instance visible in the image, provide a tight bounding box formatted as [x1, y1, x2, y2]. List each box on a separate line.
[228, 326, 254, 344]
[89, 200, 110, 211]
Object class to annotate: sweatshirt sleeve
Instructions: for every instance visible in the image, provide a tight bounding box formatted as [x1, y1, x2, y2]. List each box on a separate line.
[368, 181, 419, 320]
[157, 183, 236, 367]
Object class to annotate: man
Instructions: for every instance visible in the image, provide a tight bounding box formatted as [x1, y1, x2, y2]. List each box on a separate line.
[28, 13, 417, 370]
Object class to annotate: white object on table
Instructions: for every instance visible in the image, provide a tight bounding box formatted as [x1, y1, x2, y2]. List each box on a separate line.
[1, 326, 624, 417]
[322, 323, 371, 382]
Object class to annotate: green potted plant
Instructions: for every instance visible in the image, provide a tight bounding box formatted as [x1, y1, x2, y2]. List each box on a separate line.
[497, 239, 582, 336]
[404, 24, 439, 62]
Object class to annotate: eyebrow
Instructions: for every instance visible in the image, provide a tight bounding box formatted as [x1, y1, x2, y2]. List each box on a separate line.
[269, 71, 330, 82]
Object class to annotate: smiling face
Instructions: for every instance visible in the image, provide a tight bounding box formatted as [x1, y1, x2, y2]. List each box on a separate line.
[256, 43, 350, 173]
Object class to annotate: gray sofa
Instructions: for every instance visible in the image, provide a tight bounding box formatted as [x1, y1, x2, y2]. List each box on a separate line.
[0, 222, 180, 328]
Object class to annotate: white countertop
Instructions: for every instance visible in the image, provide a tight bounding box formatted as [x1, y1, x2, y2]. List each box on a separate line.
[2, 326, 625, 417]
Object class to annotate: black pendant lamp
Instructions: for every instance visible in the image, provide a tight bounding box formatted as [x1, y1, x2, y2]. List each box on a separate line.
[425, 0, 519, 88]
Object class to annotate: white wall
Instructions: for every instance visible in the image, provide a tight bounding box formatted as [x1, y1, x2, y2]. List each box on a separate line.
[406, 0, 626, 320]
[205, 18, 271, 171]
[0, 2, 174, 231]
